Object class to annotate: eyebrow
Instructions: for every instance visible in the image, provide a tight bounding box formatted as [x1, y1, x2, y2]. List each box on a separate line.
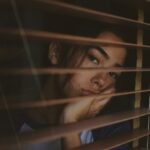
[89, 45, 123, 67]
[93, 46, 109, 59]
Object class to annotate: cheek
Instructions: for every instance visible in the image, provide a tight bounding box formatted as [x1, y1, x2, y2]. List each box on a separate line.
[63, 73, 91, 96]
[68, 73, 86, 89]
[70, 72, 92, 87]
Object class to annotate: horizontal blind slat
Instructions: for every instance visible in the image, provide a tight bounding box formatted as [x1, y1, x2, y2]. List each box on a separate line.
[0, 89, 150, 108]
[0, 68, 150, 76]
[1, 29, 150, 49]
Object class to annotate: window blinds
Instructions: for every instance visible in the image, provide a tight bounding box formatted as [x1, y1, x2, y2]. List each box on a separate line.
[0, 0, 149, 149]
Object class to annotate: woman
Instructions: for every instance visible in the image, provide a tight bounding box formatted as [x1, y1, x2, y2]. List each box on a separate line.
[45, 30, 128, 149]
[17, 28, 132, 150]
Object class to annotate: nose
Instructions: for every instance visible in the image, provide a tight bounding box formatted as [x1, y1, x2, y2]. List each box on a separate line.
[91, 73, 108, 91]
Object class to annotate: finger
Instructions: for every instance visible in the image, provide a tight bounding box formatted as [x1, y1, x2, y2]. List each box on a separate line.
[100, 84, 116, 93]
[93, 87, 115, 103]
[102, 88, 115, 94]
[88, 98, 110, 117]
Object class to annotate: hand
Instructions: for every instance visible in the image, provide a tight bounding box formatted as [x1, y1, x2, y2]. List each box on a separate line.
[61, 87, 115, 149]
[61, 87, 115, 124]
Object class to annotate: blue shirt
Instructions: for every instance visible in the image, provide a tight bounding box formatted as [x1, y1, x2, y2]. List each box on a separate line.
[20, 121, 130, 150]
[92, 121, 131, 150]
[80, 122, 130, 149]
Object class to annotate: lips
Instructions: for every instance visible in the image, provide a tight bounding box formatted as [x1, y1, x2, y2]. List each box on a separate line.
[81, 89, 99, 96]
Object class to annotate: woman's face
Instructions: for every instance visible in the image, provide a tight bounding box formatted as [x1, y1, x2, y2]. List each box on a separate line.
[62, 31, 127, 97]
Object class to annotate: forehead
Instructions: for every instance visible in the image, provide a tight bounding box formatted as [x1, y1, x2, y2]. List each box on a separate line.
[97, 31, 124, 42]
[97, 31, 127, 65]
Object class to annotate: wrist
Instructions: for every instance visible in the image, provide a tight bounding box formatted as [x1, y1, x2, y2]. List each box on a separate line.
[60, 108, 77, 124]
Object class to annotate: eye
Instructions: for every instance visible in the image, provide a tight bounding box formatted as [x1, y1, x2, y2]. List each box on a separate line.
[109, 72, 119, 80]
[88, 55, 99, 65]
